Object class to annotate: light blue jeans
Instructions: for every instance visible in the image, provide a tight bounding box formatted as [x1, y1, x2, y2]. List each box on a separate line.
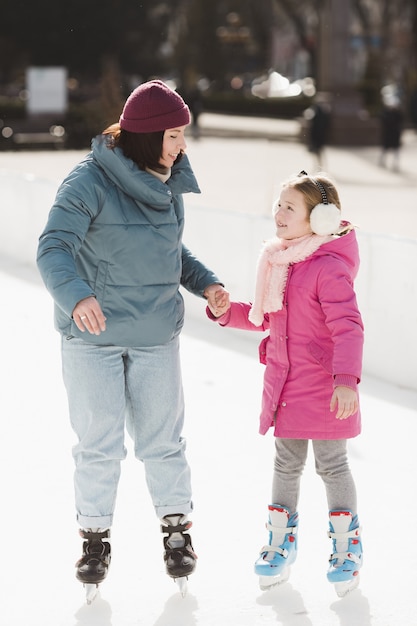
[61, 335, 193, 528]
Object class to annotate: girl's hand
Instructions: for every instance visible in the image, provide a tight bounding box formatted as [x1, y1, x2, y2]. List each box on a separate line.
[330, 386, 358, 420]
[204, 284, 231, 317]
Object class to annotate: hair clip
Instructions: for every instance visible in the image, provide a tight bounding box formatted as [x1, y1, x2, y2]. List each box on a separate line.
[298, 170, 308, 176]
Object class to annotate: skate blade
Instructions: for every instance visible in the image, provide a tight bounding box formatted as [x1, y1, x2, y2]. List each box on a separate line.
[334, 574, 360, 598]
[259, 567, 290, 591]
[84, 583, 99, 604]
[175, 576, 188, 597]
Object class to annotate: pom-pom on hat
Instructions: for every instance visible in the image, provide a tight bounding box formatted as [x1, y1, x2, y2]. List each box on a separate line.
[119, 80, 191, 133]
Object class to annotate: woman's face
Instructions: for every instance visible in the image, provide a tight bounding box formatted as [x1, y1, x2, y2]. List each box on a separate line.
[159, 126, 187, 168]
[274, 186, 312, 240]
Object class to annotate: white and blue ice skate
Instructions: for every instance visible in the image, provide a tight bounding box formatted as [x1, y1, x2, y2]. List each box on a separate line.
[327, 509, 363, 597]
[255, 504, 298, 590]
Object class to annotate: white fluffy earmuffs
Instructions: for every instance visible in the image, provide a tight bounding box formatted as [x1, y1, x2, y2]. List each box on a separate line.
[310, 202, 341, 236]
[309, 175, 341, 235]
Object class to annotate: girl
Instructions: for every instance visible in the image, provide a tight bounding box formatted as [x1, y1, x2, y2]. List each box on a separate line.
[207, 171, 364, 597]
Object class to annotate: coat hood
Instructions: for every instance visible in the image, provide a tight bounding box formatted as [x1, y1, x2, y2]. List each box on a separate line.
[311, 226, 360, 281]
[91, 134, 200, 207]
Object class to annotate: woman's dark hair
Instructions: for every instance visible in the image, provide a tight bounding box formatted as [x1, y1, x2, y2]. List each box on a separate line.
[102, 123, 183, 172]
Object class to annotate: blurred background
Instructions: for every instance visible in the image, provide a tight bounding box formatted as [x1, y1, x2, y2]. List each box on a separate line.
[1, 0, 416, 149]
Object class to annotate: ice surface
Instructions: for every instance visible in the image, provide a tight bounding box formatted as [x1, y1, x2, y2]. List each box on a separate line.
[1, 266, 416, 626]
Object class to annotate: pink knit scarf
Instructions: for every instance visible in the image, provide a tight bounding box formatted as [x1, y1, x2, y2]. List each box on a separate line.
[248, 234, 331, 326]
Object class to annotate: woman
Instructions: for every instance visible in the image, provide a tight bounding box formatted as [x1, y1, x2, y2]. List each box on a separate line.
[37, 80, 227, 598]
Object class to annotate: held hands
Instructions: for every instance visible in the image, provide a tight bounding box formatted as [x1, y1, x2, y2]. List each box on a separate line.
[204, 284, 231, 318]
[72, 296, 107, 335]
[330, 386, 359, 420]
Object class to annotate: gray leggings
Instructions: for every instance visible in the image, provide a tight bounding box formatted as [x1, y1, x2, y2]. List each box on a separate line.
[272, 438, 357, 515]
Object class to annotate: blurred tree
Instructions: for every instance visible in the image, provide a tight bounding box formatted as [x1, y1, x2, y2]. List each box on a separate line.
[353, 0, 415, 112]
[0, 0, 415, 112]
[0, 0, 183, 86]
[269, 0, 416, 116]
[174, 0, 222, 87]
[174, 0, 273, 91]
[271, 0, 319, 76]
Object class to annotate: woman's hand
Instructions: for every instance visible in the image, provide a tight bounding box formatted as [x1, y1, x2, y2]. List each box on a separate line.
[72, 296, 107, 335]
[330, 386, 358, 420]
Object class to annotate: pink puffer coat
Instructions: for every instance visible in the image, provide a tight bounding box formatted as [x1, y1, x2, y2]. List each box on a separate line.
[209, 229, 364, 439]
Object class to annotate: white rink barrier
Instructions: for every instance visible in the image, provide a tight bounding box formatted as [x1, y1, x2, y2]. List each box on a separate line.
[182, 205, 417, 393]
[0, 170, 59, 265]
[1, 170, 416, 392]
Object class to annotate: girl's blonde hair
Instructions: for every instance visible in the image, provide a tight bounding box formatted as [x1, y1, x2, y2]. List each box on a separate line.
[280, 171, 341, 216]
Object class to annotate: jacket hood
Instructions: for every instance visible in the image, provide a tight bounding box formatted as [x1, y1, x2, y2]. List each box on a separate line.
[91, 134, 200, 208]
[312, 226, 360, 280]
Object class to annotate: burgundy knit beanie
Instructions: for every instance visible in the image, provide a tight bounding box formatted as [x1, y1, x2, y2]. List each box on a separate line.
[119, 80, 190, 133]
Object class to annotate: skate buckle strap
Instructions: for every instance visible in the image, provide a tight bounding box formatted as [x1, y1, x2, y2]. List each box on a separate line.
[266, 522, 298, 535]
[161, 520, 192, 535]
[327, 526, 362, 541]
[79, 528, 111, 542]
[260, 545, 289, 558]
[330, 550, 362, 564]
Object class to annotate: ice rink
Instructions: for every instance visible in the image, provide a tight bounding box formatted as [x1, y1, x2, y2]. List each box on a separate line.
[1, 261, 416, 626]
[1, 123, 416, 624]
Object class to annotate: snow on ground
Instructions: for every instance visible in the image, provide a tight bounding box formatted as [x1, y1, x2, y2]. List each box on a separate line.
[1, 264, 416, 626]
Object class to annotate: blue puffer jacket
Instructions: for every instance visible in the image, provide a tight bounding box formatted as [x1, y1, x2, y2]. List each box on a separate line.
[37, 134, 221, 347]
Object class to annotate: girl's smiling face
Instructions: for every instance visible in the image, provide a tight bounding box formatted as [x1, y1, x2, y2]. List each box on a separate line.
[274, 186, 312, 240]
[159, 126, 187, 168]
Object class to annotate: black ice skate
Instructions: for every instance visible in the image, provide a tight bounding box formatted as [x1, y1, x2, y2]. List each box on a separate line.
[161, 514, 197, 596]
[75, 528, 111, 604]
